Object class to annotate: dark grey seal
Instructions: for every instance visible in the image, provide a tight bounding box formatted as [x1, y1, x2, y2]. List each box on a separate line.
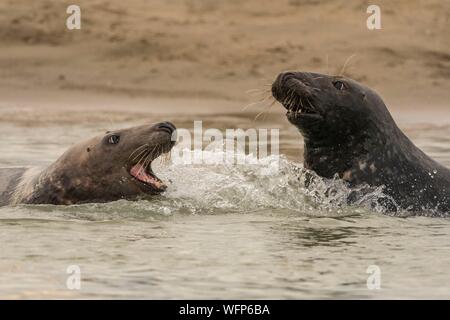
[272, 71, 450, 214]
[0, 121, 176, 206]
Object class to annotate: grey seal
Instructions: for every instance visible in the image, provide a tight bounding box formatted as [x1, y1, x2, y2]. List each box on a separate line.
[272, 71, 450, 214]
[0, 121, 176, 205]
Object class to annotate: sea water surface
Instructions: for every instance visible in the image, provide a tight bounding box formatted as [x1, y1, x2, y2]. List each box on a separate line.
[0, 106, 450, 299]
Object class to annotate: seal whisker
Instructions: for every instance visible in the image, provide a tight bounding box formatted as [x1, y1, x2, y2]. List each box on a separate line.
[163, 148, 172, 165]
[129, 145, 146, 160]
[254, 97, 276, 121]
[339, 53, 357, 76]
[129, 144, 149, 160]
[246, 88, 270, 95]
[285, 95, 294, 111]
[283, 89, 296, 110]
[143, 151, 153, 172]
[159, 146, 168, 166]
[133, 150, 149, 177]
[160, 145, 169, 165]
[130, 147, 149, 163]
[131, 150, 148, 166]
[242, 94, 272, 111]
[306, 97, 316, 110]
[299, 96, 305, 112]
[137, 149, 150, 166]
[137, 148, 154, 177]
[161, 143, 172, 165]
[157, 146, 167, 166]
[289, 91, 297, 109]
[150, 145, 158, 160]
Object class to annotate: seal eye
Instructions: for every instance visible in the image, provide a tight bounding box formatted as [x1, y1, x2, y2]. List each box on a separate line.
[108, 135, 120, 145]
[333, 80, 345, 91]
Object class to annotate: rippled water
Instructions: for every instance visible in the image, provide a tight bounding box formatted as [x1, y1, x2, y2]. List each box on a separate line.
[1, 111, 450, 299]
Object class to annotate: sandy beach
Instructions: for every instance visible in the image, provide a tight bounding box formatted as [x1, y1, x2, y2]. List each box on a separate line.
[0, 0, 448, 124]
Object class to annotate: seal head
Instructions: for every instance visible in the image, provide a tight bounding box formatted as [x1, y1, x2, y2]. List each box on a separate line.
[17, 121, 177, 205]
[272, 71, 396, 178]
[272, 71, 450, 213]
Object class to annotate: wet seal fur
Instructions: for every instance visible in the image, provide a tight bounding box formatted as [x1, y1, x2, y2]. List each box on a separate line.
[272, 71, 450, 214]
[0, 121, 176, 206]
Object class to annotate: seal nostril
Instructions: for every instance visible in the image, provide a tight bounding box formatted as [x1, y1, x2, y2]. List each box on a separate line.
[272, 72, 296, 100]
[278, 72, 297, 88]
[157, 121, 176, 135]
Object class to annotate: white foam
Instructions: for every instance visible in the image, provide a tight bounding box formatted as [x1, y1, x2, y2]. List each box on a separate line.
[148, 149, 394, 216]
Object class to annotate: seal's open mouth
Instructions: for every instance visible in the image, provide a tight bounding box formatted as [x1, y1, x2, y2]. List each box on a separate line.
[130, 162, 166, 191]
[126, 122, 177, 193]
[128, 139, 174, 193]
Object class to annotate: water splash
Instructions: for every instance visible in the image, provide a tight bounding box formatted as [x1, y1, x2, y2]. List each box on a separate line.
[147, 149, 393, 216]
[8, 150, 402, 221]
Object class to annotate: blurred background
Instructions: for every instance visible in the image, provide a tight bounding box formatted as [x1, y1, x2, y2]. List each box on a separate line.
[0, 0, 448, 117]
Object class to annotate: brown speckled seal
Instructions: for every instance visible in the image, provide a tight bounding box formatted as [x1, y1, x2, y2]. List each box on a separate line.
[0, 121, 176, 205]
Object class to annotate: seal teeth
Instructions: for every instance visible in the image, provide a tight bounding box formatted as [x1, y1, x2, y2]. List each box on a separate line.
[130, 163, 166, 191]
[285, 96, 297, 112]
[281, 93, 316, 115]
